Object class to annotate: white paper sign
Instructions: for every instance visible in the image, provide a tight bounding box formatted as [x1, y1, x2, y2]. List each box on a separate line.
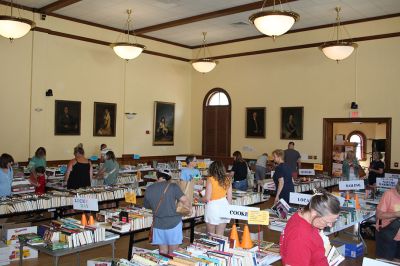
[270, 171, 275, 177]
[289, 192, 312, 205]
[299, 169, 315, 176]
[377, 178, 398, 188]
[385, 173, 400, 179]
[363, 257, 393, 266]
[73, 197, 99, 211]
[222, 205, 260, 220]
[339, 180, 365, 190]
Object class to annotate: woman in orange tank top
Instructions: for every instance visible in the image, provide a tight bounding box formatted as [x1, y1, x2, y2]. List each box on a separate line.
[204, 161, 232, 236]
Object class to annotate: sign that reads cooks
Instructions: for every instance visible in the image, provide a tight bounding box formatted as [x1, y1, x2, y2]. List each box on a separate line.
[73, 197, 99, 211]
[377, 178, 398, 188]
[289, 192, 312, 205]
[222, 205, 260, 220]
[299, 169, 315, 176]
[338, 180, 365, 191]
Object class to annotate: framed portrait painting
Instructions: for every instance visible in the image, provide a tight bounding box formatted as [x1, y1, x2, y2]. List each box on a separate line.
[153, 101, 175, 146]
[54, 100, 81, 135]
[246, 107, 266, 138]
[281, 107, 304, 140]
[93, 102, 117, 137]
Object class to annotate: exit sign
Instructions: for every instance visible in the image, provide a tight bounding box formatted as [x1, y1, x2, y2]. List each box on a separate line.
[349, 111, 360, 118]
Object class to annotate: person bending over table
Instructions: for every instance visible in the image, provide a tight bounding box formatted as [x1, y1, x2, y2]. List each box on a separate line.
[280, 190, 340, 266]
[375, 181, 400, 261]
[65, 146, 92, 189]
[204, 161, 232, 236]
[272, 149, 294, 204]
[230, 151, 248, 191]
[144, 171, 191, 254]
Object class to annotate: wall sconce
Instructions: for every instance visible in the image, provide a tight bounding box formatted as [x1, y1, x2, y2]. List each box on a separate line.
[125, 112, 137, 119]
[34, 108, 43, 112]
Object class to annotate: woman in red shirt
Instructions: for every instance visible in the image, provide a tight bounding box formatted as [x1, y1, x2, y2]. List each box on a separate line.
[280, 190, 340, 266]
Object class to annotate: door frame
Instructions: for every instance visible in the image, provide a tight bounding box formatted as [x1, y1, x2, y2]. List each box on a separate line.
[322, 117, 392, 175]
[202, 88, 232, 156]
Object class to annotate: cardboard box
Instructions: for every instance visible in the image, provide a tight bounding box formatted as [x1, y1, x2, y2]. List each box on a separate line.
[332, 236, 364, 258]
[1, 223, 31, 243]
[5, 226, 37, 246]
[7, 244, 38, 261]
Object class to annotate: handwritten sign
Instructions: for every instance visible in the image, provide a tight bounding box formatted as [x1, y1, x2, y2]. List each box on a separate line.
[314, 164, 323, 171]
[222, 205, 260, 220]
[339, 180, 365, 191]
[248, 210, 269, 225]
[377, 178, 398, 188]
[299, 169, 315, 176]
[73, 197, 98, 211]
[289, 192, 312, 205]
[385, 173, 400, 179]
[125, 191, 137, 204]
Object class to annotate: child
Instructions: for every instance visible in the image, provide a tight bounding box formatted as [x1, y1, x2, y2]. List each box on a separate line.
[29, 166, 46, 195]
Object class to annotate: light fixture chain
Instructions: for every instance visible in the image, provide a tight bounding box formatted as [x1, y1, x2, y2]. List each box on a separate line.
[260, 0, 267, 11]
[354, 48, 358, 102]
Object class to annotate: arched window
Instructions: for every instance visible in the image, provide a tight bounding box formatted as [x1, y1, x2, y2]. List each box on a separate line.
[347, 131, 367, 161]
[202, 88, 231, 157]
[207, 91, 230, 106]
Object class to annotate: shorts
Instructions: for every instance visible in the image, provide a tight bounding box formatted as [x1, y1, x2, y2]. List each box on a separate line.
[152, 221, 183, 245]
[255, 166, 266, 181]
[205, 197, 231, 225]
[233, 179, 248, 191]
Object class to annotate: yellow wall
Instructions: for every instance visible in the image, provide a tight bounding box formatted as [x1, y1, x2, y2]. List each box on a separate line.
[0, 5, 399, 171]
[0, 8, 192, 161]
[191, 21, 400, 169]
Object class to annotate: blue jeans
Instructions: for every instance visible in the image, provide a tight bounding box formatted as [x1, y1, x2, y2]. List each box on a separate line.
[233, 179, 248, 191]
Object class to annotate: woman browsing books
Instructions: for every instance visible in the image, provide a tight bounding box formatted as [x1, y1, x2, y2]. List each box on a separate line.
[65, 146, 92, 189]
[204, 161, 232, 236]
[272, 149, 294, 204]
[280, 190, 340, 266]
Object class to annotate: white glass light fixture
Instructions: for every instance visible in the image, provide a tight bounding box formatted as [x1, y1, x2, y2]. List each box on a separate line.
[0, 0, 35, 41]
[110, 9, 145, 61]
[249, 0, 299, 39]
[192, 32, 218, 74]
[319, 7, 358, 62]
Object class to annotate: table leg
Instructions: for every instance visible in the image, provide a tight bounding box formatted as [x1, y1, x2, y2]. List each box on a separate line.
[54, 256, 59, 266]
[190, 219, 195, 243]
[111, 242, 115, 259]
[128, 232, 134, 260]
[235, 219, 239, 227]
[77, 252, 80, 266]
[19, 242, 23, 266]
[355, 222, 368, 255]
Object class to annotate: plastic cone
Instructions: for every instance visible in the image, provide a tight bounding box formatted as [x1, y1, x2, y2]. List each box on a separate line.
[229, 224, 240, 247]
[240, 224, 253, 249]
[81, 213, 88, 226]
[345, 192, 350, 200]
[88, 214, 95, 225]
[355, 194, 361, 209]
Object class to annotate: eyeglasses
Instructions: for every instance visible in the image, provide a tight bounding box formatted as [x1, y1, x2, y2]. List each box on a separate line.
[319, 216, 337, 227]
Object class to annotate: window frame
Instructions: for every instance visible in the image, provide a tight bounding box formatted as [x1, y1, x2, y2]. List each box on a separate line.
[347, 130, 367, 161]
[205, 89, 231, 107]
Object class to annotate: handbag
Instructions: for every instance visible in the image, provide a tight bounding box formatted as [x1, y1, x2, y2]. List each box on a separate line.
[246, 163, 254, 188]
[148, 183, 170, 243]
[176, 180, 193, 217]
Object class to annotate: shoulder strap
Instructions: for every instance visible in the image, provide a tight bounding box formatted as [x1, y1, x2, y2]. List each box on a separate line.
[154, 182, 171, 216]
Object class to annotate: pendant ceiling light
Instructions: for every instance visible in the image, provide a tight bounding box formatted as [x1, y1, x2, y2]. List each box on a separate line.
[0, 0, 35, 41]
[192, 32, 218, 74]
[249, 0, 299, 39]
[319, 7, 358, 62]
[111, 9, 145, 61]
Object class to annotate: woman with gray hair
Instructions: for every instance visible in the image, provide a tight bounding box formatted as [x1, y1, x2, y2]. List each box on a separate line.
[280, 189, 340, 265]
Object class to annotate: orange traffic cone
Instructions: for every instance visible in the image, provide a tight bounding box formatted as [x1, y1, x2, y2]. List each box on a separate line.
[240, 224, 253, 249]
[81, 213, 88, 226]
[345, 191, 350, 200]
[355, 194, 361, 209]
[229, 224, 240, 248]
[88, 214, 95, 225]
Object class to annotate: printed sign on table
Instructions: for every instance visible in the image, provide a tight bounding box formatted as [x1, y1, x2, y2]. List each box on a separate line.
[377, 178, 398, 188]
[222, 205, 260, 220]
[125, 191, 137, 204]
[338, 180, 365, 191]
[248, 210, 269, 225]
[289, 192, 312, 205]
[385, 173, 400, 179]
[299, 169, 315, 176]
[313, 164, 324, 171]
[73, 197, 99, 211]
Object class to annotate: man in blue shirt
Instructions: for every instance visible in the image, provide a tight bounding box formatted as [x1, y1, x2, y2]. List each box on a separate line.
[180, 155, 201, 181]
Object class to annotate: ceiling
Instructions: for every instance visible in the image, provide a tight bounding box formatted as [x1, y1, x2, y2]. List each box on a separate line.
[5, 0, 400, 47]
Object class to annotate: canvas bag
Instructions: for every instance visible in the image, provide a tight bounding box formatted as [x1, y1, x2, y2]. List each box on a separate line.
[175, 180, 194, 217]
[246, 163, 254, 188]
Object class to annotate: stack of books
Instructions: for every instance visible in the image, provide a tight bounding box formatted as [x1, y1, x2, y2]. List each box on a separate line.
[99, 207, 154, 232]
[11, 177, 35, 195]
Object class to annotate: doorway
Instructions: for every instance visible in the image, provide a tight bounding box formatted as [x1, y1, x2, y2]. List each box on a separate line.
[323, 118, 392, 175]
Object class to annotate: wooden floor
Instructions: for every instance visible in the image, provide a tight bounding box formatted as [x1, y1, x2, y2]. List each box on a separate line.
[9, 198, 376, 266]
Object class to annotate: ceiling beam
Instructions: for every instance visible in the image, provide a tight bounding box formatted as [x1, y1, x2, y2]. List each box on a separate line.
[135, 0, 298, 34]
[39, 0, 82, 14]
